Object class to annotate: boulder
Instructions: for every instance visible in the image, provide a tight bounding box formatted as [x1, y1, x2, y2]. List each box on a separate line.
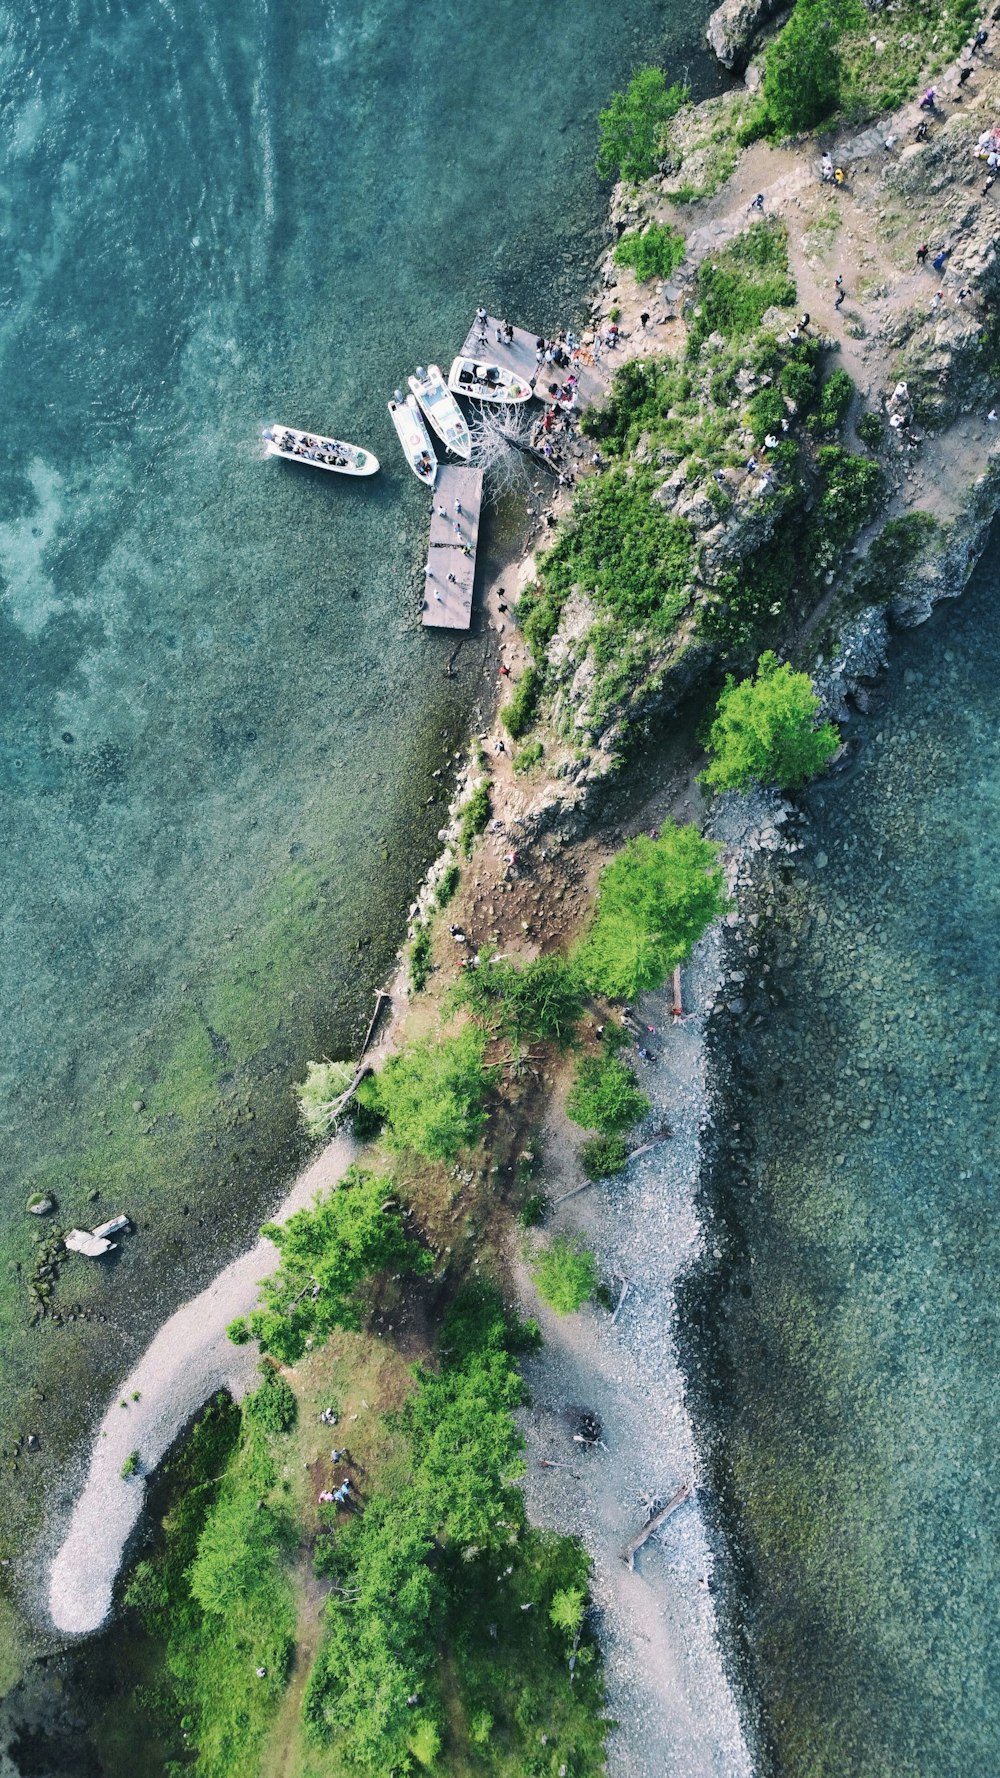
[706, 0, 785, 70]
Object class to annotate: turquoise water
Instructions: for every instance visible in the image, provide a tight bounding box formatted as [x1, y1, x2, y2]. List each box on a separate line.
[0, 2, 722, 1576]
[694, 562, 1000, 1775]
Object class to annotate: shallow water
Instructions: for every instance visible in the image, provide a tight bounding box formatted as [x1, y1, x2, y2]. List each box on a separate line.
[696, 561, 1000, 1775]
[0, 0, 723, 1598]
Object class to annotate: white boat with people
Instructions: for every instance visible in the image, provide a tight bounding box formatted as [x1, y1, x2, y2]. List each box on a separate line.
[262, 424, 379, 476]
[388, 391, 438, 486]
[447, 356, 533, 405]
[408, 364, 471, 459]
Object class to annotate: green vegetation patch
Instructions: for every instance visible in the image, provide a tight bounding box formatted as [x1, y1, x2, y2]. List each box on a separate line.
[596, 67, 688, 183]
[567, 1051, 650, 1136]
[855, 511, 937, 599]
[701, 650, 840, 793]
[614, 221, 686, 283]
[501, 664, 540, 740]
[409, 920, 433, 993]
[813, 369, 855, 437]
[459, 779, 491, 856]
[455, 952, 583, 1046]
[690, 221, 796, 348]
[372, 1027, 493, 1163]
[531, 1235, 598, 1315]
[577, 821, 727, 1001]
[230, 1166, 429, 1362]
[580, 1134, 630, 1180]
[305, 1287, 608, 1775]
[542, 468, 695, 633]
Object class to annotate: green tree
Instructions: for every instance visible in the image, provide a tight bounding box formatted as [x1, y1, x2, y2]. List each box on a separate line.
[238, 1168, 427, 1362]
[701, 650, 840, 793]
[762, 0, 847, 135]
[577, 822, 727, 1000]
[531, 1236, 597, 1315]
[373, 1029, 491, 1162]
[550, 1586, 587, 1636]
[567, 1052, 650, 1135]
[596, 67, 688, 183]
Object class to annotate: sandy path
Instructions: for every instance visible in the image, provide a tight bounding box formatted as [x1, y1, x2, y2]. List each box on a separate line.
[47, 1127, 359, 1636]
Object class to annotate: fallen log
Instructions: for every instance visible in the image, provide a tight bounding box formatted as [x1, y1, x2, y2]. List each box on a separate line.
[609, 1279, 631, 1325]
[623, 1480, 694, 1569]
[626, 1126, 672, 1162]
[360, 989, 392, 1057]
[551, 1179, 594, 1205]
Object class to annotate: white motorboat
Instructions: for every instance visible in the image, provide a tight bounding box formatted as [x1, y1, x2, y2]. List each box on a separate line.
[263, 424, 379, 476]
[388, 391, 438, 486]
[447, 356, 533, 405]
[408, 364, 472, 459]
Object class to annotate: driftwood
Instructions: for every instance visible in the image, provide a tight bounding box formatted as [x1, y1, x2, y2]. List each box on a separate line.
[551, 1178, 594, 1205]
[626, 1126, 672, 1162]
[623, 1480, 693, 1570]
[672, 965, 683, 1018]
[539, 1457, 581, 1480]
[609, 1279, 632, 1325]
[360, 990, 392, 1057]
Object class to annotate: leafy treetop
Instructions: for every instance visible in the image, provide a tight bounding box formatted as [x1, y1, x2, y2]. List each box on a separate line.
[233, 1167, 428, 1363]
[566, 1051, 650, 1136]
[596, 68, 688, 184]
[700, 650, 840, 792]
[370, 1027, 492, 1162]
[577, 821, 727, 1001]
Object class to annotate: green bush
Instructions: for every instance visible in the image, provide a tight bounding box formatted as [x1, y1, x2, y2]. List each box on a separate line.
[121, 1449, 140, 1479]
[531, 1236, 597, 1315]
[542, 468, 694, 632]
[242, 1368, 297, 1437]
[780, 357, 819, 409]
[577, 821, 727, 1000]
[435, 861, 460, 908]
[701, 650, 840, 792]
[374, 1028, 492, 1162]
[855, 511, 936, 597]
[856, 410, 884, 449]
[409, 921, 432, 993]
[614, 222, 686, 282]
[567, 1052, 650, 1135]
[246, 1168, 429, 1362]
[580, 1134, 629, 1179]
[517, 584, 561, 660]
[747, 385, 788, 444]
[519, 1191, 547, 1228]
[596, 67, 688, 183]
[814, 368, 855, 435]
[459, 780, 491, 856]
[226, 1315, 251, 1345]
[761, 0, 850, 135]
[501, 664, 540, 739]
[815, 445, 883, 546]
[513, 738, 544, 774]
[550, 1586, 587, 1636]
[455, 953, 582, 1046]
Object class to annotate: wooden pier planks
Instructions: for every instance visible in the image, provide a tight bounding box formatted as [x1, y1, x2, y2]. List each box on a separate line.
[458, 313, 608, 412]
[422, 465, 483, 630]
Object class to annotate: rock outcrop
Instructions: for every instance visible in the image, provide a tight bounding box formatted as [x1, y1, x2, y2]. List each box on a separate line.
[706, 0, 785, 70]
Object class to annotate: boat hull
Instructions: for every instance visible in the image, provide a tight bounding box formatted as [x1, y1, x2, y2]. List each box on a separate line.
[447, 356, 532, 404]
[263, 425, 379, 476]
[408, 366, 472, 459]
[388, 395, 438, 486]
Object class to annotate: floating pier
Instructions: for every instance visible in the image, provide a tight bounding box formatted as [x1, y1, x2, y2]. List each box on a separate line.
[458, 313, 608, 411]
[422, 465, 483, 630]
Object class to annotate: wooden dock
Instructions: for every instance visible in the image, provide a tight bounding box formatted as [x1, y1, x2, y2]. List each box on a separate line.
[422, 466, 483, 630]
[458, 313, 608, 412]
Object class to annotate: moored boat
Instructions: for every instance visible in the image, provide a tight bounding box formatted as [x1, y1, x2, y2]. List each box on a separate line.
[408, 364, 472, 459]
[388, 391, 438, 486]
[447, 356, 532, 405]
[263, 424, 379, 476]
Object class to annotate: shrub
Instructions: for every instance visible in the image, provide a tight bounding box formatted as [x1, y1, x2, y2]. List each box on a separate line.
[531, 1236, 597, 1315]
[517, 584, 560, 660]
[577, 821, 727, 1000]
[855, 511, 936, 597]
[455, 953, 582, 1045]
[226, 1315, 251, 1345]
[243, 1368, 297, 1437]
[815, 445, 883, 546]
[550, 1587, 587, 1636]
[246, 1168, 429, 1362]
[856, 410, 884, 449]
[701, 650, 840, 792]
[121, 1449, 140, 1479]
[409, 922, 432, 993]
[513, 739, 544, 774]
[374, 1028, 492, 1162]
[596, 67, 688, 183]
[747, 385, 788, 444]
[761, 0, 849, 136]
[780, 357, 818, 409]
[542, 468, 694, 631]
[614, 222, 686, 283]
[567, 1052, 650, 1135]
[435, 861, 460, 908]
[814, 368, 855, 435]
[580, 1134, 629, 1179]
[519, 1191, 547, 1228]
[459, 780, 491, 856]
[501, 664, 540, 739]
[295, 1059, 355, 1142]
